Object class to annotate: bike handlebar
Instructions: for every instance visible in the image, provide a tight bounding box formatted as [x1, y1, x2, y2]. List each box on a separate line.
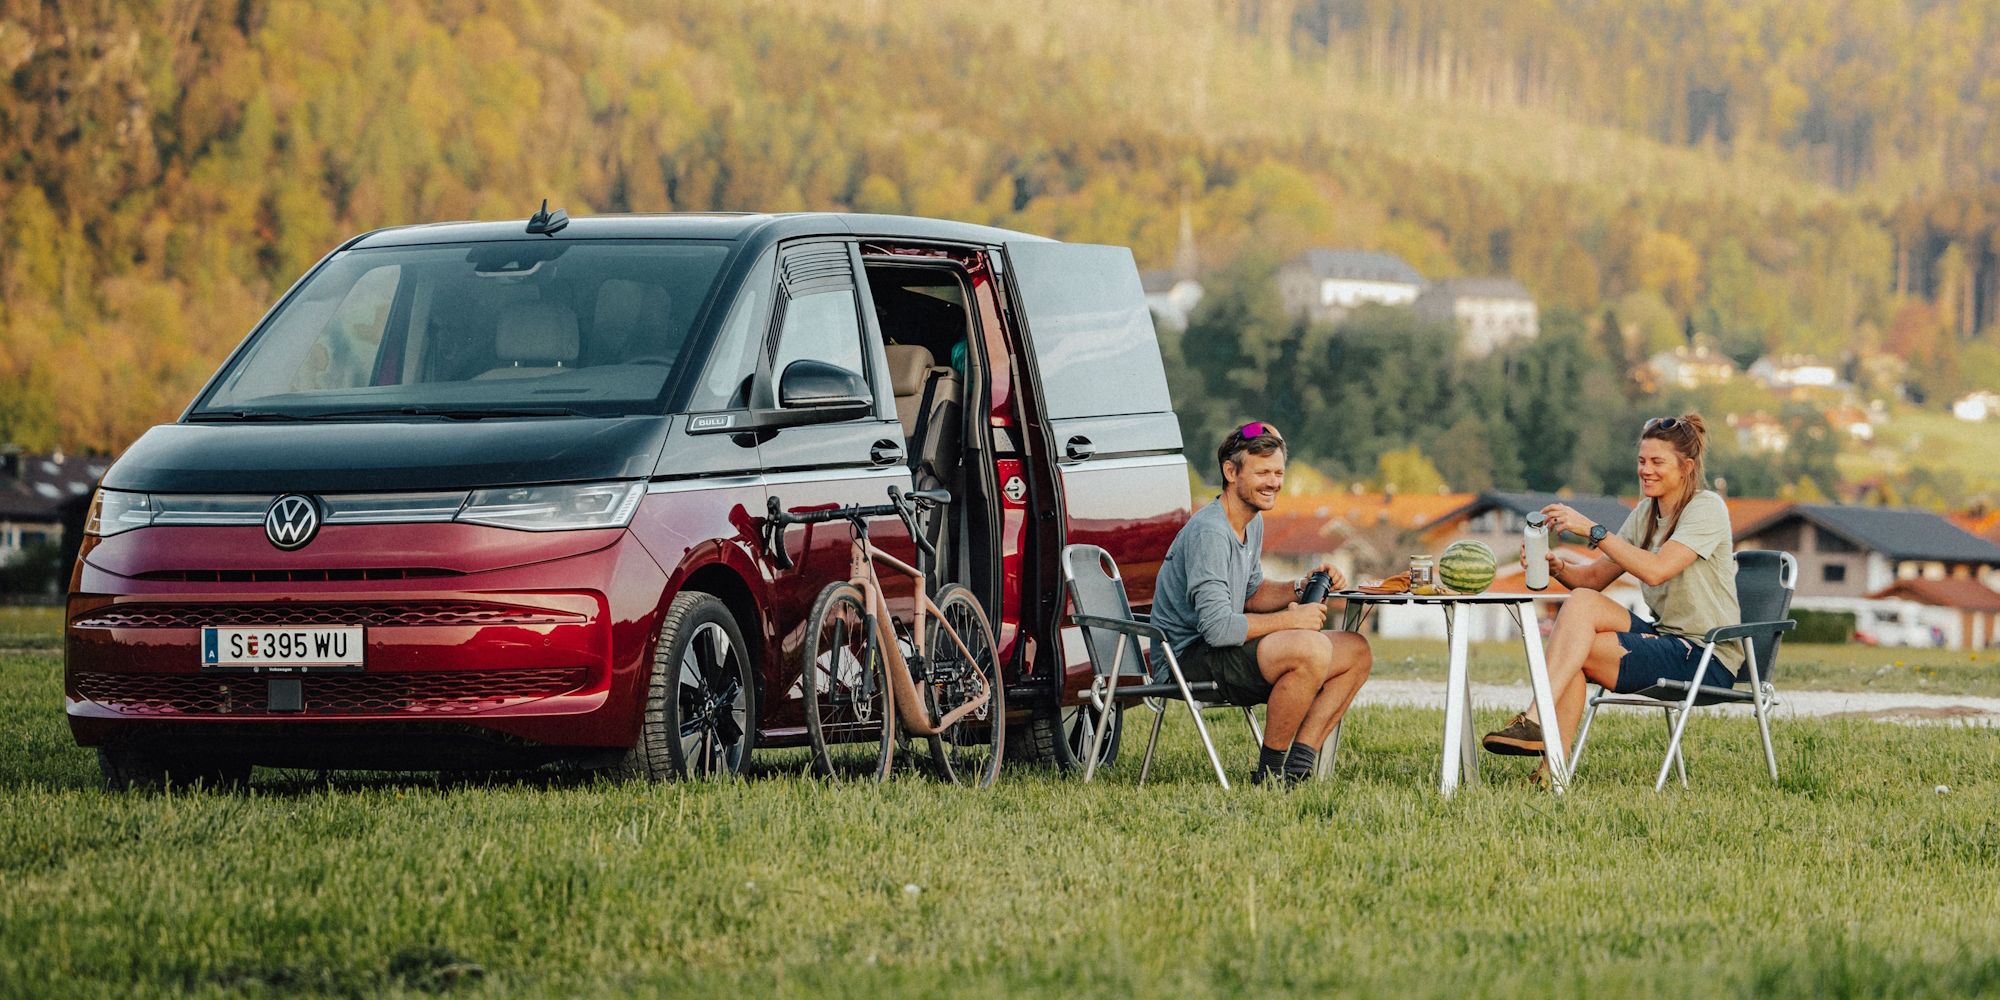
[763, 485, 950, 571]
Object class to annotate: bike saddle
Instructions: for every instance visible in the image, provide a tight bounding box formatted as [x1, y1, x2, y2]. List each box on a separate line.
[905, 487, 951, 506]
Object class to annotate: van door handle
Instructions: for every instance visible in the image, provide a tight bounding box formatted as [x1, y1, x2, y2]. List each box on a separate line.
[870, 440, 905, 466]
[1062, 435, 1095, 463]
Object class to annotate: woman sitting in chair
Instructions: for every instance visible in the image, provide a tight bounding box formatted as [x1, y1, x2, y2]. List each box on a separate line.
[1481, 413, 1741, 768]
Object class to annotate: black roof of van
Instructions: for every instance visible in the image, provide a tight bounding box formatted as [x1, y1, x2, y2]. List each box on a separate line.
[345, 213, 1050, 251]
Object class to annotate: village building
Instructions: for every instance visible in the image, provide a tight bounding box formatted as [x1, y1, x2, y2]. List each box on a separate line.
[1275, 249, 1423, 325]
[1749, 355, 1845, 393]
[1141, 270, 1204, 333]
[1725, 411, 1791, 453]
[1412, 277, 1539, 357]
[1734, 503, 2000, 599]
[1644, 343, 1737, 389]
[1863, 578, 2000, 650]
[1952, 389, 2000, 422]
[0, 450, 108, 595]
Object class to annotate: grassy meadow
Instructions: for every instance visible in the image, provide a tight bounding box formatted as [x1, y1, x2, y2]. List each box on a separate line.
[4, 613, 2000, 998]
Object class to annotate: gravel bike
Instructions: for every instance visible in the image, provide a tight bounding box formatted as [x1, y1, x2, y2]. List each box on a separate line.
[767, 486, 1003, 785]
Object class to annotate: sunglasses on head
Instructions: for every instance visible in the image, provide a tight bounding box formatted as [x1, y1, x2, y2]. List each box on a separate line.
[1236, 421, 1281, 441]
[1646, 416, 1681, 432]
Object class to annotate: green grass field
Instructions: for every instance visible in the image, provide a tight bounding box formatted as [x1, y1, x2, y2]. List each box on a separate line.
[5, 618, 2000, 998]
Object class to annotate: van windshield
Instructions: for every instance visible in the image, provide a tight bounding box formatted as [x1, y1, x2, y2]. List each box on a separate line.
[192, 240, 731, 419]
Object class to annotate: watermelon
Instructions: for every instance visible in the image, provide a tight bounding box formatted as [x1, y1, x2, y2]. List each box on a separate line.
[1439, 540, 1497, 594]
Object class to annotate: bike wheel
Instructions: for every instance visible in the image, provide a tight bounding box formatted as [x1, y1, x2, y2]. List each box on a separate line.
[801, 581, 893, 781]
[924, 584, 1005, 786]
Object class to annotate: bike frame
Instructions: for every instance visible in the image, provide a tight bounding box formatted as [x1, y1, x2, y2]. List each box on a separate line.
[842, 524, 993, 739]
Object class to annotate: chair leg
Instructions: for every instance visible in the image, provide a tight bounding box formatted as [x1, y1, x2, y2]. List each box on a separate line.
[1082, 677, 1119, 784]
[1138, 703, 1167, 786]
[1316, 719, 1344, 780]
[1662, 708, 1688, 788]
[1571, 694, 1601, 775]
[1164, 659, 1230, 789]
[1754, 684, 1779, 781]
[1243, 705, 1264, 747]
[1654, 648, 1715, 792]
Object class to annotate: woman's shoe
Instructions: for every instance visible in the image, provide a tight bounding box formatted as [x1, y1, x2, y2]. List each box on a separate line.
[1481, 713, 1545, 756]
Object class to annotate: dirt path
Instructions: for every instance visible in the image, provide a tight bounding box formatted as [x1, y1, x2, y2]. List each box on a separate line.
[1356, 679, 2000, 726]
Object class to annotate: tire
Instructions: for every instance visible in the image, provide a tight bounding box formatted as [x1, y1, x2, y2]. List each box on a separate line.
[624, 591, 756, 781]
[923, 584, 1005, 787]
[98, 748, 252, 791]
[800, 581, 892, 781]
[1018, 696, 1123, 772]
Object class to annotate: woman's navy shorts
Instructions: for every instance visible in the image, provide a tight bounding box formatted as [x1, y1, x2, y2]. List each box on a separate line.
[1612, 611, 1737, 693]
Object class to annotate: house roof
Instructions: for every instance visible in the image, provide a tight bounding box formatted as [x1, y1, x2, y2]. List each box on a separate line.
[1259, 512, 1346, 556]
[1741, 504, 2000, 564]
[0, 451, 108, 521]
[1289, 249, 1423, 286]
[1866, 578, 2000, 613]
[1278, 492, 1477, 532]
[1422, 277, 1533, 301]
[1725, 498, 1793, 537]
[1422, 491, 1634, 540]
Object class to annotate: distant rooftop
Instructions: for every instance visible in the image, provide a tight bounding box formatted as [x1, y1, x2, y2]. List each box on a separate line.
[1422, 277, 1532, 301]
[1288, 249, 1423, 286]
[1744, 504, 2000, 564]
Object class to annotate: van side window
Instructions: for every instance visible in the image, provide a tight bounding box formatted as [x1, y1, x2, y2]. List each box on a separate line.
[772, 288, 866, 382]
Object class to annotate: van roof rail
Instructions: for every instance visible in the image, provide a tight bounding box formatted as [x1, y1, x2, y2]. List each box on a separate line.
[526, 199, 569, 236]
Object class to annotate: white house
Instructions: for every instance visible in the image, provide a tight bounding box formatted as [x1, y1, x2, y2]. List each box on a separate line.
[1141, 270, 1205, 333]
[1413, 278, 1539, 357]
[1750, 355, 1842, 391]
[1275, 250, 1424, 325]
[1646, 344, 1736, 389]
[1952, 390, 2000, 422]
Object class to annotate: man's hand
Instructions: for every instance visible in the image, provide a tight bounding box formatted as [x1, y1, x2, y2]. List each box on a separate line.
[1298, 560, 1347, 594]
[1281, 601, 1329, 631]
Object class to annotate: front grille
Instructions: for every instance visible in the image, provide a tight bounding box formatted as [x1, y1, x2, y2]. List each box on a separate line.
[133, 568, 459, 583]
[73, 601, 589, 629]
[73, 668, 589, 716]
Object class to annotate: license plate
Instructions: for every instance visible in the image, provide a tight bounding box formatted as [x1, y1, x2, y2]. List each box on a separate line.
[202, 627, 364, 670]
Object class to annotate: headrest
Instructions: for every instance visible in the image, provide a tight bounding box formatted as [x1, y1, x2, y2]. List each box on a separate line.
[495, 302, 581, 364]
[592, 279, 671, 358]
[885, 344, 936, 396]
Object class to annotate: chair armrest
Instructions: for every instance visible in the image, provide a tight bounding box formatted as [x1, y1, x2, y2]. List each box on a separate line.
[1068, 613, 1171, 645]
[1703, 619, 1797, 644]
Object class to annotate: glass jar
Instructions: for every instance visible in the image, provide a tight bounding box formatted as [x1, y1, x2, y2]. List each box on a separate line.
[1409, 554, 1437, 596]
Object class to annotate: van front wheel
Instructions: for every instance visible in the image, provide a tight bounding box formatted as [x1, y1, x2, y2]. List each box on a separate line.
[625, 592, 756, 781]
[1016, 697, 1122, 772]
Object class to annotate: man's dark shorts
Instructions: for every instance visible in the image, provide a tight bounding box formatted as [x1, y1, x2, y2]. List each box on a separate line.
[1613, 610, 1736, 692]
[1174, 638, 1272, 706]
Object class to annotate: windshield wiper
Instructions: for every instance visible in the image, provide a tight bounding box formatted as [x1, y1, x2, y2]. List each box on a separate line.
[187, 410, 311, 422]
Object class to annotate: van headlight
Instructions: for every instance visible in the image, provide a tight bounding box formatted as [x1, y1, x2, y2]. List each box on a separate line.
[455, 481, 647, 531]
[84, 489, 157, 536]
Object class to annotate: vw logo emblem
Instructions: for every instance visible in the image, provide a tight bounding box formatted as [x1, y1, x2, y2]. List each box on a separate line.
[264, 494, 322, 551]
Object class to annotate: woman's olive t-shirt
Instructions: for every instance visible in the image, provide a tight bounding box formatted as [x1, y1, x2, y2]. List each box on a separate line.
[1614, 489, 1743, 670]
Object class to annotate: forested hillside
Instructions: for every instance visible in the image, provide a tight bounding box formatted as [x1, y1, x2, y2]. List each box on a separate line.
[1, 0, 1998, 501]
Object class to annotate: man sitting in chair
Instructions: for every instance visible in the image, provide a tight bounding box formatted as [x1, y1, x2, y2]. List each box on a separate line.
[1151, 421, 1374, 785]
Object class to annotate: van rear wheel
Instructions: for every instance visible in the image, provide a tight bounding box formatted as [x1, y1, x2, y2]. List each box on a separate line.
[625, 592, 755, 781]
[1017, 698, 1122, 771]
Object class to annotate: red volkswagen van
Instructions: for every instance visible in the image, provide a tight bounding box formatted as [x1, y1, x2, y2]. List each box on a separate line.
[66, 212, 1189, 786]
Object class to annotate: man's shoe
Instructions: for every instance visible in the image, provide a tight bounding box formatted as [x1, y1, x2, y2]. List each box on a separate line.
[1482, 713, 1545, 756]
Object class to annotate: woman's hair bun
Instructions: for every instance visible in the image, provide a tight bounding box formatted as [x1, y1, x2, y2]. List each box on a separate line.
[1679, 412, 1707, 437]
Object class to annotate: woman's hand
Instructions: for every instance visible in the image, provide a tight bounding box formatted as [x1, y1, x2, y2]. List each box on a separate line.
[1540, 503, 1597, 538]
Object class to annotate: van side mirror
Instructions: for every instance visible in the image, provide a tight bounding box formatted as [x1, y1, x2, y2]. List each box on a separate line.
[685, 360, 873, 435]
[777, 360, 870, 410]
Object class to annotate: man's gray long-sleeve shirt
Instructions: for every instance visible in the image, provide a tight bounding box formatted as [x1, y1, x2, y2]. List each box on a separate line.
[1149, 499, 1263, 679]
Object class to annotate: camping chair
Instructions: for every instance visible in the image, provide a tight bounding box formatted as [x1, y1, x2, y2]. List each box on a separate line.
[1061, 544, 1265, 788]
[1569, 550, 1797, 791]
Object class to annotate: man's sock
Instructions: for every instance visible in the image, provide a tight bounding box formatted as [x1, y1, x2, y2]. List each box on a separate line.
[1252, 744, 1286, 784]
[1284, 742, 1319, 782]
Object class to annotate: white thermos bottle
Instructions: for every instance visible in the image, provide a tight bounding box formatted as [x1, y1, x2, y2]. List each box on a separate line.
[1524, 510, 1551, 591]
